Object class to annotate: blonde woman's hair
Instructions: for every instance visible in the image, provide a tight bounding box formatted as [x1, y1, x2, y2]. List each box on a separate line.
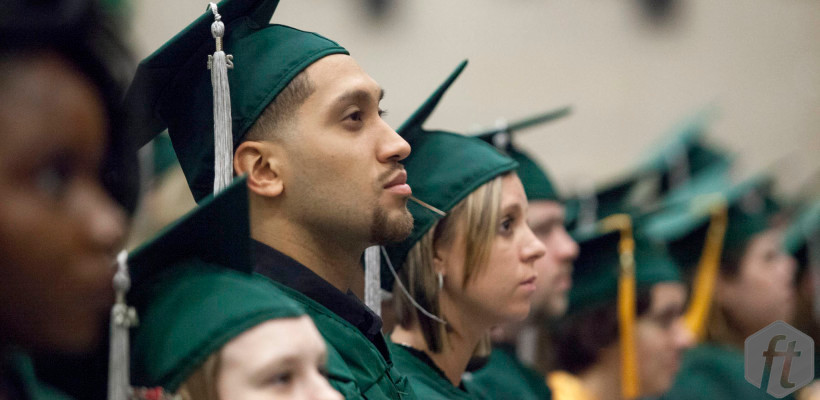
[394, 173, 506, 353]
[175, 351, 222, 400]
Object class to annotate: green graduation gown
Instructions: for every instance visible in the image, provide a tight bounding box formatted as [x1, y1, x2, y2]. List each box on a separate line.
[387, 340, 477, 400]
[662, 343, 796, 400]
[253, 242, 416, 400]
[1, 351, 73, 400]
[270, 282, 416, 399]
[466, 346, 551, 400]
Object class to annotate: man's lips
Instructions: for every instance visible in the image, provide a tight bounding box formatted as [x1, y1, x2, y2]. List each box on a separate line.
[384, 170, 412, 196]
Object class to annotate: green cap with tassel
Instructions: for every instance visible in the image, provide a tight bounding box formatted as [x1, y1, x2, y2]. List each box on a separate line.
[126, 177, 307, 396]
[125, 0, 348, 202]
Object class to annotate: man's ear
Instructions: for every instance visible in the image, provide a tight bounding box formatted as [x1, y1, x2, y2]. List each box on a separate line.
[234, 141, 284, 198]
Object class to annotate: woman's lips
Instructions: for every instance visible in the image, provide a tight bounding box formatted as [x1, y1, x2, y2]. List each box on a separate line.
[520, 276, 537, 292]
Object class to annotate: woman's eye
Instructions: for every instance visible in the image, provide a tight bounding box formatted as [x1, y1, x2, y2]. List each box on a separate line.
[498, 217, 513, 234]
[318, 365, 329, 378]
[35, 158, 72, 199]
[378, 108, 388, 118]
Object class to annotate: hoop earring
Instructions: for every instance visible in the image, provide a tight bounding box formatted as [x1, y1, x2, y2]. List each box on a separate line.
[437, 272, 444, 290]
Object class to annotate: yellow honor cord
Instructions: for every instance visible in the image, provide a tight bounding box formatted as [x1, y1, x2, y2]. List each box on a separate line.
[684, 202, 728, 342]
[600, 214, 640, 400]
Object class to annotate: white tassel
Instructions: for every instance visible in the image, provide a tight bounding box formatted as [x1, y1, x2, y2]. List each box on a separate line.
[108, 250, 138, 400]
[364, 246, 382, 316]
[381, 246, 447, 325]
[207, 3, 234, 195]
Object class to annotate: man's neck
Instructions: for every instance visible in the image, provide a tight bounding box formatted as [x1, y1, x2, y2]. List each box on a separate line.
[253, 218, 365, 297]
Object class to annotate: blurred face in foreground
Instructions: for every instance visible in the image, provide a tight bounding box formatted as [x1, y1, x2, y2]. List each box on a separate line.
[0, 52, 126, 353]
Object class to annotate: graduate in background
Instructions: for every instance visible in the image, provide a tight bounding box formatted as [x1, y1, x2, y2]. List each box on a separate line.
[125, 178, 341, 400]
[783, 201, 820, 400]
[466, 107, 579, 400]
[644, 176, 798, 400]
[125, 0, 416, 398]
[382, 61, 546, 399]
[0, 0, 139, 398]
[547, 214, 693, 400]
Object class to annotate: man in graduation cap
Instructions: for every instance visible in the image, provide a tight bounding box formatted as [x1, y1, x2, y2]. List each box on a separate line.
[464, 108, 579, 399]
[125, 0, 416, 398]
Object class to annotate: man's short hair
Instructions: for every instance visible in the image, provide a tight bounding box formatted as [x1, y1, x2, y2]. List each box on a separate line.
[244, 70, 314, 142]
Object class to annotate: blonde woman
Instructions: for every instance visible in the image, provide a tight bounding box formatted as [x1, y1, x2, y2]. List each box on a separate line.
[382, 61, 546, 399]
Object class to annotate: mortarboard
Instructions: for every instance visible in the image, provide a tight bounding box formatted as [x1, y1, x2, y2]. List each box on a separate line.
[124, 177, 306, 394]
[569, 109, 731, 230]
[150, 132, 180, 180]
[566, 214, 681, 399]
[380, 60, 518, 291]
[125, 0, 349, 202]
[473, 106, 572, 202]
[784, 200, 820, 272]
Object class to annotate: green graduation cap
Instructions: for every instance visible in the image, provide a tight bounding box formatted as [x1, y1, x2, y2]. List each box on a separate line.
[381, 60, 518, 291]
[126, 176, 306, 394]
[572, 108, 732, 229]
[566, 214, 681, 399]
[645, 175, 779, 268]
[150, 132, 180, 180]
[125, 0, 348, 202]
[472, 106, 572, 202]
[784, 200, 820, 271]
[568, 216, 681, 315]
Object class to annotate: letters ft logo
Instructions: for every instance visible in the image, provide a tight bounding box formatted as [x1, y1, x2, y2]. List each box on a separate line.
[745, 321, 814, 398]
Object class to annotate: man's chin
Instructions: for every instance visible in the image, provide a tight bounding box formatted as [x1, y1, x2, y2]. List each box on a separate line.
[371, 206, 414, 244]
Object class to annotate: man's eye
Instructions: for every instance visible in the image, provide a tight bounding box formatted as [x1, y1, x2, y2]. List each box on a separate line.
[346, 111, 362, 122]
[268, 371, 293, 386]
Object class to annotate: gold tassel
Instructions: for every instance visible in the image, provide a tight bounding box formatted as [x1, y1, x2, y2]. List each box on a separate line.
[684, 199, 728, 342]
[599, 214, 639, 400]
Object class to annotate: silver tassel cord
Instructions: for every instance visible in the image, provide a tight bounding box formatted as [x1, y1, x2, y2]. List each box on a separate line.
[108, 250, 138, 400]
[364, 245, 382, 316]
[207, 3, 234, 195]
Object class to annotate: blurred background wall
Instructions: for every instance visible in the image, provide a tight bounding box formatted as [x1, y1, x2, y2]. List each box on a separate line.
[125, 0, 820, 237]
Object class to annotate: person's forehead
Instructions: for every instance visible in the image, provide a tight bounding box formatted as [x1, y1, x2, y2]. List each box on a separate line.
[500, 174, 527, 206]
[527, 200, 565, 219]
[305, 54, 381, 99]
[224, 317, 324, 363]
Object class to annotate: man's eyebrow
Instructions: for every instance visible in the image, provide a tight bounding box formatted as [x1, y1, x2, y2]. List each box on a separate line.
[332, 87, 384, 107]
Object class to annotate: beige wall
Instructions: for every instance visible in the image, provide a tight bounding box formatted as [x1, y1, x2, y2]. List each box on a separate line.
[129, 0, 820, 200]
